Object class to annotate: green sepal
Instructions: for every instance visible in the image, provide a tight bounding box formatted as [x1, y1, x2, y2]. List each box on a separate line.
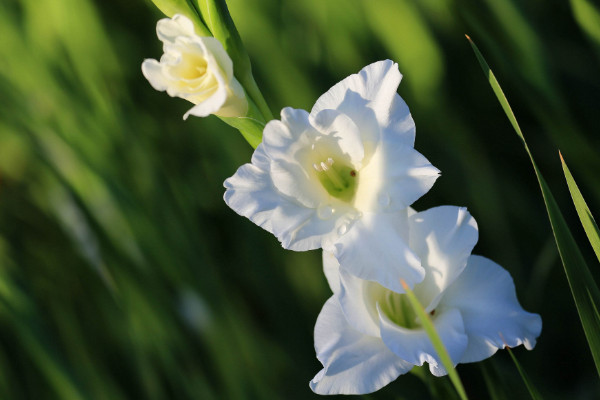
[219, 97, 265, 149]
[148, 0, 211, 36]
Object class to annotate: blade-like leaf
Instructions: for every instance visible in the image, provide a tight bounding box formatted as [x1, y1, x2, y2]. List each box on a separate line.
[400, 280, 469, 400]
[467, 35, 600, 377]
[560, 152, 600, 263]
[500, 335, 543, 400]
[570, 0, 600, 53]
[479, 362, 509, 400]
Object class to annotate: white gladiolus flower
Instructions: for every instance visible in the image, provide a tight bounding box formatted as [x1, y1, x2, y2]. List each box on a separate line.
[311, 206, 542, 395]
[224, 61, 439, 291]
[142, 14, 248, 119]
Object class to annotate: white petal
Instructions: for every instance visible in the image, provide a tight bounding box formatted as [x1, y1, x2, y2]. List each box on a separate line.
[270, 159, 322, 209]
[314, 88, 381, 160]
[141, 59, 169, 91]
[285, 205, 359, 251]
[184, 85, 227, 119]
[262, 108, 314, 162]
[323, 251, 341, 294]
[311, 109, 365, 168]
[338, 270, 384, 337]
[332, 210, 424, 293]
[440, 255, 542, 363]
[381, 93, 416, 148]
[378, 306, 468, 376]
[311, 297, 412, 395]
[212, 77, 248, 118]
[311, 60, 414, 148]
[354, 141, 439, 213]
[224, 147, 357, 251]
[409, 206, 479, 312]
[200, 36, 234, 81]
[223, 146, 311, 247]
[260, 108, 328, 208]
[156, 14, 196, 45]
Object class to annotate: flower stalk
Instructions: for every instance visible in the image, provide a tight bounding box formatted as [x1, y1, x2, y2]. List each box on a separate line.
[195, 0, 273, 122]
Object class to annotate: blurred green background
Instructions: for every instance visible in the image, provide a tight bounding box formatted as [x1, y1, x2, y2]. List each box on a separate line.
[1, 0, 599, 398]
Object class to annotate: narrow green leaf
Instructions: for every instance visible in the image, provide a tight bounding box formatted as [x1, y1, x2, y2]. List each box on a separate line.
[570, 0, 600, 49]
[500, 335, 543, 400]
[560, 152, 600, 263]
[412, 366, 462, 400]
[400, 280, 469, 400]
[467, 35, 600, 377]
[479, 362, 509, 400]
[465, 35, 526, 144]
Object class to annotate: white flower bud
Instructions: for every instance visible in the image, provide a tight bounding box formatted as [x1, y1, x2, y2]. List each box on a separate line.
[142, 14, 248, 119]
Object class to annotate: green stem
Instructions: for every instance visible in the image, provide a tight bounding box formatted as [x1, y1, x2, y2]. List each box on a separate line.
[241, 73, 273, 122]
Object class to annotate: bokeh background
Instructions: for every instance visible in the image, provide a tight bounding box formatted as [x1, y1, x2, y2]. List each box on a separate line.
[1, 0, 599, 398]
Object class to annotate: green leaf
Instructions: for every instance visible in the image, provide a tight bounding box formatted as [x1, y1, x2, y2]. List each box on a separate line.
[560, 153, 600, 263]
[400, 280, 469, 400]
[479, 362, 509, 400]
[570, 0, 600, 50]
[502, 338, 543, 400]
[467, 34, 600, 377]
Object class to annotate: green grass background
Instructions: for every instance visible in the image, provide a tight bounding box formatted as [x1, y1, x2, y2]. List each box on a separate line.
[1, 0, 599, 398]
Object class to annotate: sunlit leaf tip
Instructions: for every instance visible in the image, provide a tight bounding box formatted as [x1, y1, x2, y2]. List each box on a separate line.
[560, 151, 600, 264]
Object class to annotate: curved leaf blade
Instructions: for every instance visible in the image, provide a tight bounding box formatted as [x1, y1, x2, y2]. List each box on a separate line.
[400, 280, 469, 400]
[466, 35, 600, 377]
[560, 152, 600, 263]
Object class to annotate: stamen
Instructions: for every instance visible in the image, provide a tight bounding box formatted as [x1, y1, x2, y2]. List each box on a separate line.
[311, 155, 357, 201]
[322, 163, 346, 190]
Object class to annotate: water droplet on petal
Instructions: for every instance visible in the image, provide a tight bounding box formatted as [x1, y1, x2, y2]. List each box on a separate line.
[378, 193, 390, 207]
[337, 224, 348, 236]
[317, 205, 335, 220]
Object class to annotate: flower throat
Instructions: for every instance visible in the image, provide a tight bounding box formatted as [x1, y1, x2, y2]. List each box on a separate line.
[313, 158, 358, 202]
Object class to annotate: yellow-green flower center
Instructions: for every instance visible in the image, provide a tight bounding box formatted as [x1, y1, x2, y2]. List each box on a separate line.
[379, 291, 423, 329]
[313, 157, 358, 202]
[178, 54, 207, 80]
